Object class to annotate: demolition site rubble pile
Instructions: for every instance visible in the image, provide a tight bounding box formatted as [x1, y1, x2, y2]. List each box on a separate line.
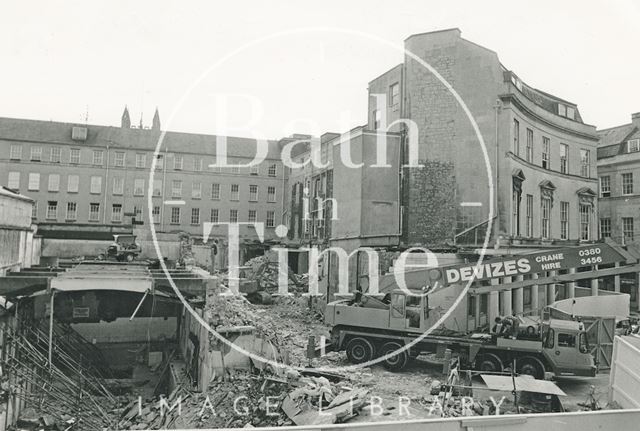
[117, 368, 374, 428]
[214, 255, 308, 297]
[206, 291, 327, 366]
[242, 255, 309, 291]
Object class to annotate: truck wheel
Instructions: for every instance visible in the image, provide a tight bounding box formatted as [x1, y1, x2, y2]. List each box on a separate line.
[381, 341, 408, 371]
[345, 337, 374, 364]
[517, 356, 545, 379]
[125, 253, 135, 262]
[475, 353, 503, 373]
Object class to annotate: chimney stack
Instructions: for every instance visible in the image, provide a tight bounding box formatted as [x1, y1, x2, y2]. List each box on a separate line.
[632, 112, 640, 128]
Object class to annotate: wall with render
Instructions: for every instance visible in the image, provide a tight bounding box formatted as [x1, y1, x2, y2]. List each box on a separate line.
[0, 189, 36, 274]
[40, 238, 180, 260]
[72, 317, 178, 343]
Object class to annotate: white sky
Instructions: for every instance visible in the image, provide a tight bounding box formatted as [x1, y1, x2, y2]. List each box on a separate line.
[0, 0, 638, 138]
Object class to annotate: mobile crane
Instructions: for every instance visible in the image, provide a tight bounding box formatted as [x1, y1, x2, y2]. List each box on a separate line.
[324, 289, 596, 379]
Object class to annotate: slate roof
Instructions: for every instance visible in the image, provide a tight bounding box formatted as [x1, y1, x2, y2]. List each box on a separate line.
[597, 123, 639, 160]
[0, 116, 283, 159]
[598, 123, 636, 147]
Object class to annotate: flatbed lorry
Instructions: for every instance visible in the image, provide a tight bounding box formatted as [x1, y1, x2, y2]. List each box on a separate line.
[324, 290, 596, 379]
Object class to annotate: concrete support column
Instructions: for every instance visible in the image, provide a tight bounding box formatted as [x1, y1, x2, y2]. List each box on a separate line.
[614, 262, 621, 293]
[513, 275, 524, 315]
[547, 271, 556, 305]
[501, 277, 513, 316]
[637, 272, 640, 312]
[591, 265, 599, 296]
[567, 268, 576, 298]
[489, 291, 499, 326]
[489, 278, 500, 324]
[531, 273, 539, 316]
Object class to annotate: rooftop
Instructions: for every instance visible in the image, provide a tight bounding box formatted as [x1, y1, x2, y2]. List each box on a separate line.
[0, 185, 33, 203]
[0, 116, 283, 159]
[382, 29, 586, 124]
[596, 120, 640, 160]
[598, 123, 637, 147]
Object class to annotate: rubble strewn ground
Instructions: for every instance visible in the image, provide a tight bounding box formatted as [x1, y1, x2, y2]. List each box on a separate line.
[9, 257, 616, 429]
[207, 291, 327, 367]
[201, 291, 617, 426]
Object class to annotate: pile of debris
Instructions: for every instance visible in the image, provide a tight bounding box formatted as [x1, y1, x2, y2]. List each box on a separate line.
[243, 255, 308, 292]
[281, 372, 371, 425]
[117, 367, 374, 429]
[208, 291, 269, 330]
[206, 292, 328, 366]
[5, 323, 117, 430]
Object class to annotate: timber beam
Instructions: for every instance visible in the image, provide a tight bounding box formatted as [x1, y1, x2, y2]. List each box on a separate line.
[472, 263, 640, 294]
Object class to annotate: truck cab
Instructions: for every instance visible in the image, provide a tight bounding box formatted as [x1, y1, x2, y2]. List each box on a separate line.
[539, 319, 596, 377]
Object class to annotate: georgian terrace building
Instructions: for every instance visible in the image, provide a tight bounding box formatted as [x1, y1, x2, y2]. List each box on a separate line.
[597, 112, 640, 244]
[362, 29, 602, 324]
[0, 110, 285, 247]
[367, 28, 600, 251]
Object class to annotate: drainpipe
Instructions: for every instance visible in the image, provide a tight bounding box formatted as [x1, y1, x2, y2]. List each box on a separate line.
[281, 161, 286, 226]
[493, 100, 502, 246]
[102, 145, 110, 224]
[161, 151, 167, 231]
[398, 64, 406, 238]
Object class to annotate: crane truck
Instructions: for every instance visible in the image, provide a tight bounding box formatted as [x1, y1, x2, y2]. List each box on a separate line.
[324, 289, 596, 379]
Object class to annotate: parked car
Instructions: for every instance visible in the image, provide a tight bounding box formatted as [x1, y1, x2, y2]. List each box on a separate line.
[615, 318, 632, 336]
[98, 234, 142, 262]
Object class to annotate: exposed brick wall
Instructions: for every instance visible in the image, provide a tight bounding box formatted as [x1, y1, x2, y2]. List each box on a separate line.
[403, 160, 457, 246]
[402, 40, 461, 247]
[324, 170, 333, 240]
[287, 182, 301, 240]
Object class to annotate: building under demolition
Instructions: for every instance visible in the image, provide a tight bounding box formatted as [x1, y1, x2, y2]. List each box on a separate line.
[1, 23, 640, 431]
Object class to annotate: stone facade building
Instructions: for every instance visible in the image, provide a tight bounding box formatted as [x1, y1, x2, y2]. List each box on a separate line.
[597, 112, 640, 309]
[597, 112, 640, 244]
[0, 110, 285, 249]
[282, 127, 401, 282]
[368, 28, 600, 250]
[277, 29, 606, 316]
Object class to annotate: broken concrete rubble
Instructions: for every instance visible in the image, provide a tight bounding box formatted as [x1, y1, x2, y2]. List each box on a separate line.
[118, 362, 376, 429]
[206, 289, 328, 368]
[282, 379, 371, 426]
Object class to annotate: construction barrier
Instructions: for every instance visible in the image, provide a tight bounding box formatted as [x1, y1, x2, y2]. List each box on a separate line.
[609, 335, 640, 408]
[233, 409, 640, 431]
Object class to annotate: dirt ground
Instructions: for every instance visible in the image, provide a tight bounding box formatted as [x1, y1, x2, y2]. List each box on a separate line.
[258, 297, 616, 421]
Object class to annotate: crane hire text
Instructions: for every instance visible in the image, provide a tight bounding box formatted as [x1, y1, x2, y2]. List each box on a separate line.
[445, 258, 532, 284]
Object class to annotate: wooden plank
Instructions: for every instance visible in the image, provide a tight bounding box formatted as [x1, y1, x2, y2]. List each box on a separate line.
[473, 263, 640, 294]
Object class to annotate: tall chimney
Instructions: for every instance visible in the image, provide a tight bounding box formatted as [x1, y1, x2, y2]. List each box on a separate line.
[632, 112, 640, 128]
